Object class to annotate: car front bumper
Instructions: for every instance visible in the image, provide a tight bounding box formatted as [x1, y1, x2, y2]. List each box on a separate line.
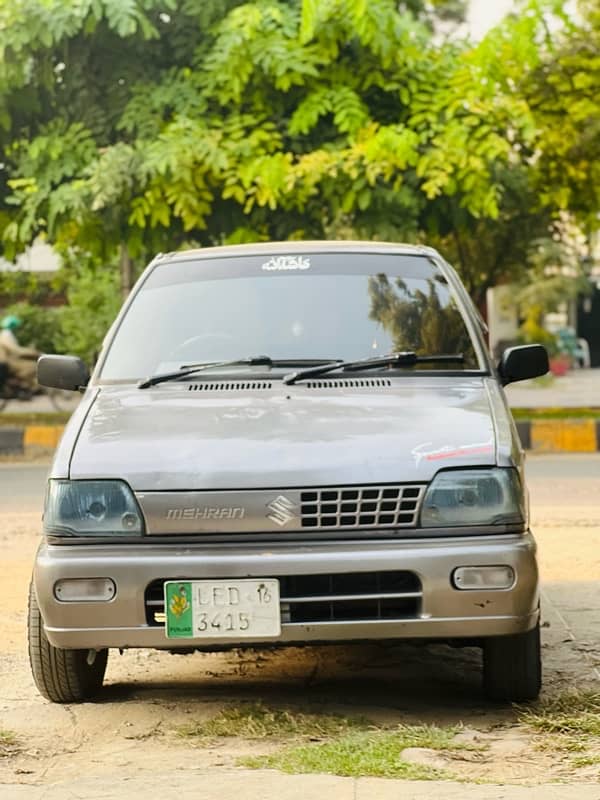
[34, 533, 539, 650]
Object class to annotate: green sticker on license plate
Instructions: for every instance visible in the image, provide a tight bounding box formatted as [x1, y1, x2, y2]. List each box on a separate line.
[165, 581, 194, 638]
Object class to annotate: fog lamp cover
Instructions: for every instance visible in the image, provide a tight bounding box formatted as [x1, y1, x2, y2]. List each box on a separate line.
[54, 578, 116, 602]
[452, 566, 515, 591]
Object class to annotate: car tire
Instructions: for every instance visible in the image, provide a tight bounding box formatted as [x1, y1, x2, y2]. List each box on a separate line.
[28, 583, 108, 703]
[483, 622, 541, 703]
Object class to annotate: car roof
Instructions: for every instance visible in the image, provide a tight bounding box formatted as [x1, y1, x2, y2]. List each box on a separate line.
[157, 240, 441, 264]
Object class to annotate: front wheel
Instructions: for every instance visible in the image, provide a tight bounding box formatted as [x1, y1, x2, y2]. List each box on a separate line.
[28, 583, 108, 703]
[483, 622, 541, 703]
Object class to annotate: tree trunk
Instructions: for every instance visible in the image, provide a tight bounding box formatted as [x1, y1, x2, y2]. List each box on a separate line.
[119, 242, 133, 300]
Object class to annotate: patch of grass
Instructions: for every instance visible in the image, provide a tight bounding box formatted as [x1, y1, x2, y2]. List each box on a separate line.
[0, 411, 71, 427]
[0, 730, 19, 757]
[520, 691, 600, 771]
[519, 690, 600, 737]
[177, 702, 368, 740]
[533, 733, 586, 754]
[531, 374, 556, 388]
[511, 407, 600, 420]
[181, 705, 482, 782]
[572, 754, 600, 768]
[242, 724, 464, 780]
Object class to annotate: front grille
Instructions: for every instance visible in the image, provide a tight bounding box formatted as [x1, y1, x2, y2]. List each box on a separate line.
[300, 485, 424, 529]
[145, 571, 422, 627]
[280, 571, 422, 622]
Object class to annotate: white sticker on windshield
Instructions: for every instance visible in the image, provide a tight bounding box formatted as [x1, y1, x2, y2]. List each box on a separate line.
[261, 255, 311, 271]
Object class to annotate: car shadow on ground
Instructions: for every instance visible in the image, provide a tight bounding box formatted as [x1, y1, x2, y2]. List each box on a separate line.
[97, 641, 516, 726]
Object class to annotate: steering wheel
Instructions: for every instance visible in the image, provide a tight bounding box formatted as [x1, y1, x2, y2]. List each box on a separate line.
[167, 333, 237, 363]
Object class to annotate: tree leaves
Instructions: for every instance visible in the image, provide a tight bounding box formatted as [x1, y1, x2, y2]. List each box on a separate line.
[0, 0, 598, 305]
[289, 87, 369, 136]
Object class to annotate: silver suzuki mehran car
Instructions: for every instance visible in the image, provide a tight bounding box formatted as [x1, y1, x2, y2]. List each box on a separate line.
[31, 241, 548, 704]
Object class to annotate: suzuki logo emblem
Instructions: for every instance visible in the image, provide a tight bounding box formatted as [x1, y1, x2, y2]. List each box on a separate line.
[266, 495, 297, 526]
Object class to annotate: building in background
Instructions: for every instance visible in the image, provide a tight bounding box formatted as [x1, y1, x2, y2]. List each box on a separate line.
[0, 239, 60, 275]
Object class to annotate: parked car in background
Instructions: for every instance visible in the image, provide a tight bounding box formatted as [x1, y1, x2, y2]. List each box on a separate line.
[30, 241, 548, 704]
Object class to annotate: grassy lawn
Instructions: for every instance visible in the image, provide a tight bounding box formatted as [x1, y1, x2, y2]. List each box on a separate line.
[511, 407, 600, 420]
[0, 412, 71, 427]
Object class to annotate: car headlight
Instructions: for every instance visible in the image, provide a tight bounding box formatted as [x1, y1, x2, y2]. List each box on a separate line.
[44, 480, 144, 537]
[420, 469, 524, 528]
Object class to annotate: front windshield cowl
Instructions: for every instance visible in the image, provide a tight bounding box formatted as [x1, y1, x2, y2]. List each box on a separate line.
[138, 357, 343, 389]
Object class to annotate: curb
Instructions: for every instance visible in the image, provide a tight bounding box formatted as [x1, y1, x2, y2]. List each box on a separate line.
[1, 421, 599, 456]
[0, 425, 65, 455]
[515, 419, 600, 453]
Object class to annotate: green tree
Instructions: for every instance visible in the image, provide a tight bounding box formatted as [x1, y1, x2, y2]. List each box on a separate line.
[523, 0, 600, 229]
[57, 260, 121, 361]
[415, 0, 600, 307]
[1, 0, 598, 320]
[0, 0, 243, 292]
[2, 300, 62, 353]
[5, 3, 530, 258]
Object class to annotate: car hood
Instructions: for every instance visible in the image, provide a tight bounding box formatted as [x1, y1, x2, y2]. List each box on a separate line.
[67, 378, 500, 490]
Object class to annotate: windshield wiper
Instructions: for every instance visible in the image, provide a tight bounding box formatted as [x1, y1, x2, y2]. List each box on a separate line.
[283, 352, 465, 385]
[138, 357, 274, 388]
[138, 357, 341, 389]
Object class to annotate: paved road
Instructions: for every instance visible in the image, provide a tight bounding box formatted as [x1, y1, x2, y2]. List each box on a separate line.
[0, 462, 48, 513]
[2, 454, 598, 514]
[0, 394, 80, 414]
[505, 367, 600, 408]
[524, 452, 600, 508]
[4, 772, 600, 800]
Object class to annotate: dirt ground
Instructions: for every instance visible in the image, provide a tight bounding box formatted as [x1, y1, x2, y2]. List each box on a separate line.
[1, 496, 599, 790]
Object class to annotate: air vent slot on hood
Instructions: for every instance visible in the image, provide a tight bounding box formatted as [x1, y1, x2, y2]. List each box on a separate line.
[305, 378, 392, 389]
[188, 382, 273, 392]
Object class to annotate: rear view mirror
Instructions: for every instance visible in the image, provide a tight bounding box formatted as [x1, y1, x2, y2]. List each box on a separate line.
[498, 345, 549, 386]
[37, 355, 90, 392]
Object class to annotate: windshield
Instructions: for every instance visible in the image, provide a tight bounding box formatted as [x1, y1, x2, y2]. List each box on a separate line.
[99, 253, 483, 381]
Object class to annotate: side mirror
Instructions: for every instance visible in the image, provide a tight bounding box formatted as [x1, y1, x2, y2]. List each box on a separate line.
[37, 355, 90, 392]
[498, 345, 549, 386]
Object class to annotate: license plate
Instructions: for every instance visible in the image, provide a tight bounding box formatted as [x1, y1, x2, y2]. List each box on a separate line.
[164, 579, 280, 639]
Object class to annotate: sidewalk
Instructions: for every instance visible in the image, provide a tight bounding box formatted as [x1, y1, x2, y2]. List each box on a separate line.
[505, 368, 600, 408]
[3, 771, 600, 800]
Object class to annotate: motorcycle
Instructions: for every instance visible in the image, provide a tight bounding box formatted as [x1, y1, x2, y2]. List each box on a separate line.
[0, 358, 74, 412]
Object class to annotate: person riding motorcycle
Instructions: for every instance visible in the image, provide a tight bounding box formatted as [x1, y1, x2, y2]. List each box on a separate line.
[0, 315, 39, 393]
